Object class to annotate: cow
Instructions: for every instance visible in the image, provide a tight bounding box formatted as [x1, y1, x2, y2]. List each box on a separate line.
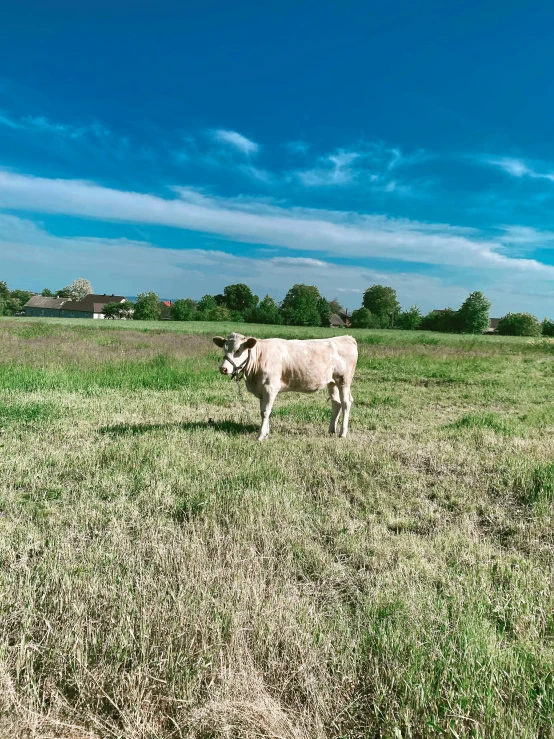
[213, 332, 358, 440]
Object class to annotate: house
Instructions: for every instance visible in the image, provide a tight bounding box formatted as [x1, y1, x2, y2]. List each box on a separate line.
[329, 307, 351, 328]
[60, 294, 126, 319]
[24, 293, 126, 319]
[159, 300, 172, 320]
[485, 318, 500, 334]
[24, 296, 69, 317]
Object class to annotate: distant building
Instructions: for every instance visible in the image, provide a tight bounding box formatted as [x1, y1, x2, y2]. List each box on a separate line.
[329, 307, 351, 328]
[159, 300, 172, 320]
[24, 293, 126, 319]
[23, 296, 69, 317]
[485, 318, 500, 334]
[338, 308, 351, 327]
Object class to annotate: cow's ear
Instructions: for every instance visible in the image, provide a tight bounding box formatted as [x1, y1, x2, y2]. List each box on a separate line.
[213, 336, 225, 347]
[244, 337, 257, 349]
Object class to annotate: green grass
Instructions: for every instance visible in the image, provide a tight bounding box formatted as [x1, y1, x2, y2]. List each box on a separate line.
[0, 318, 553, 738]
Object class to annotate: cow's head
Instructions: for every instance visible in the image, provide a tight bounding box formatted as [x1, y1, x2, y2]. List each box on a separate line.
[213, 332, 257, 376]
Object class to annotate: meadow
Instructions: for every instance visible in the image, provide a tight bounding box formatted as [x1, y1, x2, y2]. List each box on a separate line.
[0, 317, 553, 738]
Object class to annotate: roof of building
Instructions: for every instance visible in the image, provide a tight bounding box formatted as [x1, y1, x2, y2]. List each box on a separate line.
[330, 313, 346, 327]
[24, 296, 69, 309]
[61, 300, 114, 313]
[85, 294, 126, 303]
[161, 301, 172, 307]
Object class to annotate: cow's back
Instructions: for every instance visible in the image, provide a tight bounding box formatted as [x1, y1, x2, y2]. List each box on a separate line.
[252, 335, 357, 393]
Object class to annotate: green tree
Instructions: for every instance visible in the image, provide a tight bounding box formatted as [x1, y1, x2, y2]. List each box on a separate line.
[204, 305, 232, 321]
[280, 284, 325, 326]
[420, 308, 460, 333]
[4, 289, 32, 315]
[119, 300, 134, 319]
[317, 296, 331, 327]
[55, 287, 72, 298]
[362, 285, 401, 326]
[351, 307, 382, 328]
[171, 298, 198, 321]
[395, 305, 422, 330]
[223, 284, 259, 314]
[0, 281, 9, 299]
[244, 295, 283, 325]
[197, 295, 217, 313]
[41, 288, 54, 297]
[102, 301, 130, 319]
[457, 291, 491, 334]
[496, 312, 540, 336]
[133, 292, 161, 321]
[541, 318, 554, 337]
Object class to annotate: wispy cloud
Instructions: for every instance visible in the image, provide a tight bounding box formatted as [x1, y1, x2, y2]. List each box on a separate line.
[0, 111, 111, 139]
[271, 257, 328, 268]
[286, 140, 310, 155]
[210, 128, 259, 156]
[296, 150, 359, 186]
[0, 112, 22, 129]
[292, 142, 427, 194]
[1, 171, 553, 278]
[497, 225, 554, 250]
[486, 156, 554, 182]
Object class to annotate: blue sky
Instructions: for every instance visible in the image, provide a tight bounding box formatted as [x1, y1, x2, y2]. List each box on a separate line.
[2, 0, 554, 314]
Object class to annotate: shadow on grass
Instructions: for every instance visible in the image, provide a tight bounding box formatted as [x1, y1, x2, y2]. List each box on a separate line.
[98, 420, 260, 437]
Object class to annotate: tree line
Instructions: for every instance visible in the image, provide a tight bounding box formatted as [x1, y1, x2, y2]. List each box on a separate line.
[131, 283, 554, 337]
[113, 283, 342, 325]
[2, 277, 553, 336]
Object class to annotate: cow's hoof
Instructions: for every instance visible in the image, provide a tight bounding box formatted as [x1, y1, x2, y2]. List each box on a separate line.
[257, 435, 267, 441]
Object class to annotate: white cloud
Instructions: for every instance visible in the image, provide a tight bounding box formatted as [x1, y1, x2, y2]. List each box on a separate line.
[1, 171, 554, 280]
[210, 129, 259, 156]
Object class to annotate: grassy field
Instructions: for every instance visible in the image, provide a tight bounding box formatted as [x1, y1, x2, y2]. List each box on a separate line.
[0, 317, 553, 738]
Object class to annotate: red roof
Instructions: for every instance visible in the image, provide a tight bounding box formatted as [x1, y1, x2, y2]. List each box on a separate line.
[161, 301, 172, 307]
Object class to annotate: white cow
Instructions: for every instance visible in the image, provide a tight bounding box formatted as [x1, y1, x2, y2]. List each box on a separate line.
[213, 332, 358, 440]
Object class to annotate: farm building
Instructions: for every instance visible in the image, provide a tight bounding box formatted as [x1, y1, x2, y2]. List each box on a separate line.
[23, 296, 70, 317]
[25, 294, 126, 319]
[329, 308, 351, 328]
[485, 318, 500, 334]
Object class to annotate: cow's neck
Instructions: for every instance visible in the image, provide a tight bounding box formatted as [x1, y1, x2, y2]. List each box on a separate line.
[243, 343, 260, 381]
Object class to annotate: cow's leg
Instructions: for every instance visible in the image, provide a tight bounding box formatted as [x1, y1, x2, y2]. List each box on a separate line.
[328, 382, 342, 435]
[338, 383, 353, 438]
[258, 387, 278, 441]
